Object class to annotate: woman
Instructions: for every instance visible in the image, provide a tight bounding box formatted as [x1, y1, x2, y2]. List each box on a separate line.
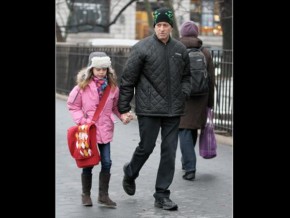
[178, 21, 215, 181]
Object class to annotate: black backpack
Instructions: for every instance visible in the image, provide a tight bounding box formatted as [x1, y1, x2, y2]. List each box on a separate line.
[187, 47, 209, 96]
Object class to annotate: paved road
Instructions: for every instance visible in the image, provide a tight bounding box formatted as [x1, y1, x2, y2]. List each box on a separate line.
[56, 97, 233, 218]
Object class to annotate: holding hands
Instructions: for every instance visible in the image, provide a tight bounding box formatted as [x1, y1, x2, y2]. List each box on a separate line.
[120, 111, 134, 125]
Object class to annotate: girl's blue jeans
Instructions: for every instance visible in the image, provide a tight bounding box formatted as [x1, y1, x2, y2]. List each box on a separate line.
[82, 142, 112, 175]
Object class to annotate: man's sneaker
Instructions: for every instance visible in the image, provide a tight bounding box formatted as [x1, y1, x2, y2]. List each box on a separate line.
[122, 163, 136, 196]
[154, 197, 178, 210]
[182, 171, 195, 181]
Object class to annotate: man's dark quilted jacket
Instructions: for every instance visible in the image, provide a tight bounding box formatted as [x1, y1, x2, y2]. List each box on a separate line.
[118, 34, 191, 117]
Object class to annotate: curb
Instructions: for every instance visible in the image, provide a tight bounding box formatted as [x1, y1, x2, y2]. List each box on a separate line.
[56, 93, 68, 101]
[215, 134, 233, 146]
[56, 93, 233, 147]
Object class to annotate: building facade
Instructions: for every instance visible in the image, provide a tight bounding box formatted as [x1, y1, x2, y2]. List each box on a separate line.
[56, 0, 220, 44]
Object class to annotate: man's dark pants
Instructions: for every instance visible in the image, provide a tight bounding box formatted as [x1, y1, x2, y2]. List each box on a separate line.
[124, 115, 180, 199]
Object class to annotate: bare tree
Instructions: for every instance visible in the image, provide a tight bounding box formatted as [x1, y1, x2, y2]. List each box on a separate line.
[143, 0, 154, 35]
[56, 0, 232, 49]
[56, 0, 182, 42]
[56, 0, 138, 42]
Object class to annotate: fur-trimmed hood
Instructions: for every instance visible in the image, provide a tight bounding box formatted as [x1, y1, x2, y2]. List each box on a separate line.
[76, 68, 88, 83]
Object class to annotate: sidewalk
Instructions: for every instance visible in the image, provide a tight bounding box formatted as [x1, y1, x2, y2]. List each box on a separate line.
[56, 93, 232, 147]
[56, 96, 233, 218]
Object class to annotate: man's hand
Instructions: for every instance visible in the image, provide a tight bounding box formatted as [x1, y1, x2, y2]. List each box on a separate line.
[120, 111, 134, 124]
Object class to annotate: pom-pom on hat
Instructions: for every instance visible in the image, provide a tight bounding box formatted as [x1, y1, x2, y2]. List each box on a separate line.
[153, 7, 174, 27]
[180, 21, 199, 37]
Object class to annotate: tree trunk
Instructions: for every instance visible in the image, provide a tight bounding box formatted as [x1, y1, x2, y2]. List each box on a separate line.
[144, 0, 154, 35]
[220, 0, 232, 50]
[56, 23, 65, 42]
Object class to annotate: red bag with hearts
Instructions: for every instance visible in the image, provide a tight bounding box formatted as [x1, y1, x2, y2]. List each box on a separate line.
[67, 123, 100, 168]
[67, 85, 111, 168]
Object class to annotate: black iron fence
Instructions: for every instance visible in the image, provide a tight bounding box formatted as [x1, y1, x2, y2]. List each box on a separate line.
[56, 43, 233, 135]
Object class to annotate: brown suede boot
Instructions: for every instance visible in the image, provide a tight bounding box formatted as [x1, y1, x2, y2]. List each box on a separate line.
[98, 172, 117, 207]
[81, 173, 93, 206]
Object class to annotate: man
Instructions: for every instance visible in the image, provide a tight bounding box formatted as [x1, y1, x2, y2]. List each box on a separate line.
[118, 7, 191, 211]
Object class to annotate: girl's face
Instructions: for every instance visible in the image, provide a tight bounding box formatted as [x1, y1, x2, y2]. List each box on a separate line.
[92, 67, 107, 79]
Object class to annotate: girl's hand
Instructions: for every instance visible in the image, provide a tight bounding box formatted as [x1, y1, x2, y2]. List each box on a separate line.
[120, 112, 133, 125]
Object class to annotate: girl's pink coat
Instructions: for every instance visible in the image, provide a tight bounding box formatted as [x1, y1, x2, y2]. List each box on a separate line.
[67, 81, 121, 144]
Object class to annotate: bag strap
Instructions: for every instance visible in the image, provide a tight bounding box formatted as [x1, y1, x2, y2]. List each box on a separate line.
[207, 108, 214, 125]
[187, 46, 203, 52]
[91, 85, 111, 122]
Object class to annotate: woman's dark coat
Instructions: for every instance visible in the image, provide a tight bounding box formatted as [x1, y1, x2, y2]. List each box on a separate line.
[179, 36, 215, 129]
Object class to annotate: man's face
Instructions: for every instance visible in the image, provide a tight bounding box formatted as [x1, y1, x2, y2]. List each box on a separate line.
[154, 22, 172, 43]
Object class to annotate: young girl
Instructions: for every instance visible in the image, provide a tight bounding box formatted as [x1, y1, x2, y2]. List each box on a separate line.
[67, 51, 132, 207]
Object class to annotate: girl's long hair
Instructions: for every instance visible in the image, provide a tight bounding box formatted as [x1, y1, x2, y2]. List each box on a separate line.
[76, 67, 118, 90]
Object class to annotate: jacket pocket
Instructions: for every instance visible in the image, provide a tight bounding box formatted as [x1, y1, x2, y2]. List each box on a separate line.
[172, 54, 185, 72]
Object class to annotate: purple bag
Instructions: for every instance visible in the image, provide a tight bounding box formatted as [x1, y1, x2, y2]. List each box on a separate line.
[199, 108, 217, 159]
